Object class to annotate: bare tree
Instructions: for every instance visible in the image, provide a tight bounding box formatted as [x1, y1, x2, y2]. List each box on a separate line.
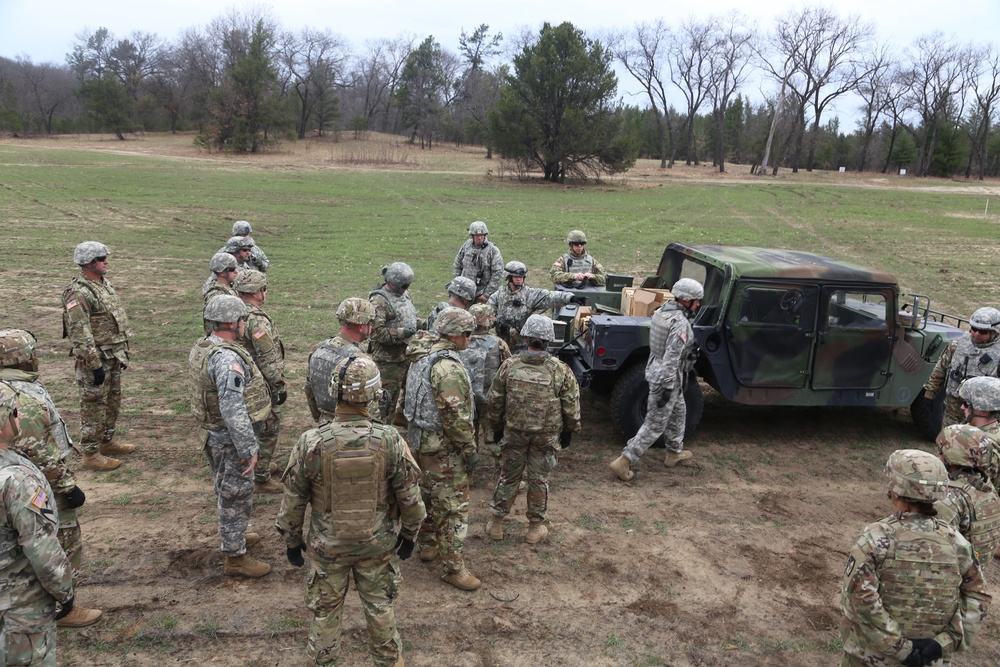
[12, 57, 76, 133]
[963, 44, 1000, 180]
[456, 24, 503, 155]
[279, 28, 348, 138]
[345, 35, 413, 134]
[705, 12, 756, 173]
[668, 18, 715, 166]
[854, 44, 896, 171]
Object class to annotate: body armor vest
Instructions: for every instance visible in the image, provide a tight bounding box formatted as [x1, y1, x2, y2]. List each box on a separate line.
[189, 338, 272, 429]
[403, 350, 470, 449]
[504, 355, 563, 432]
[460, 335, 504, 403]
[947, 478, 1000, 566]
[457, 241, 497, 291]
[312, 421, 388, 541]
[62, 277, 131, 347]
[560, 252, 595, 287]
[947, 336, 1000, 395]
[0, 456, 57, 582]
[8, 380, 72, 457]
[369, 287, 418, 361]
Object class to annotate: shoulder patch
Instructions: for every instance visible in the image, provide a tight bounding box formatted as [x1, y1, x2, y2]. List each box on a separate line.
[231, 363, 245, 375]
[678, 330, 689, 344]
[66, 300, 79, 310]
[253, 328, 267, 340]
[31, 486, 48, 509]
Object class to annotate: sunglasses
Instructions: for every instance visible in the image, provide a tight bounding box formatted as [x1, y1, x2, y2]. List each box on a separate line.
[463, 331, 473, 338]
[92, 256, 108, 262]
[569, 242, 586, 247]
[971, 328, 992, 335]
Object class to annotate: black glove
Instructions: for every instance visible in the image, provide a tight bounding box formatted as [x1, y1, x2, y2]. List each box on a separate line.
[55, 596, 74, 620]
[286, 546, 304, 567]
[902, 639, 942, 667]
[570, 295, 587, 306]
[395, 534, 415, 560]
[492, 427, 504, 445]
[65, 486, 86, 509]
[401, 327, 416, 339]
[275, 390, 287, 406]
[92, 367, 106, 386]
[496, 322, 510, 338]
[512, 299, 523, 308]
[463, 450, 479, 475]
[559, 432, 572, 449]
[656, 388, 672, 409]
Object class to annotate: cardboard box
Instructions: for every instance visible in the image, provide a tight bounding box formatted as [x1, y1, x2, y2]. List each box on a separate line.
[621, 288, 673, 317]
[573, 306, 595, 333]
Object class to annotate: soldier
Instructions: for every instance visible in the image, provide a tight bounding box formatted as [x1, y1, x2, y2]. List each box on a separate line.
[485, 315, 580, 544]
[958, 376, 1000, 489]
[369, 262, 422, 423]
[924, 306, 1000, 428]
[305, 297, 379, 423]
[488, 261, 584, 352]
[231, 220, 270, 272]
[232, 270, 286, 494]
[276, 357, 425, 667]
[453, 221, 504, 303]
[0, 330, 101, 628]
[0, 382, 76, 665]
[934, 424, 1000, 568]
[610, 279, 703, 481]
[841, 449, 991, 667]
[201, 252, 239, 302]
[460, 304, 511, 460]
[426, 276, 476, 332]
[550, 230, 607, 288]
[221, 235, 255, 272]
[189, 295, 272, 578]
[62, 241, 135, 472]
[401, 309, 480, 591]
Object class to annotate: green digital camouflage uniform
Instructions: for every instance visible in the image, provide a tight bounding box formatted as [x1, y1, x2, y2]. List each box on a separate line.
[276, 414, 426, 667]
[239, 305, 286, 483]
[936, 471, 1000, 568]
[61, 274, 132, 454]
[368, 287, 420, 422]
[925, 334, 1000, 427]
[841, 512, 991, 666]
[549, 250, 607, 288]
[0, 448, 74, 667]
[487, 283, 573, 352]
[400, 339, 476, 575]
[487, 350, 580, 523]
[305, 335, 379, 422]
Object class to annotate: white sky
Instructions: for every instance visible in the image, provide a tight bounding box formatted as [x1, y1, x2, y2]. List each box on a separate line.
[1, 0, 997, 126]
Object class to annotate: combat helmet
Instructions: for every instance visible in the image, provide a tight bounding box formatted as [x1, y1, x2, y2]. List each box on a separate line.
[209, 252, 238, 274]
[331, 356, 381, 404]
[336, 297, 375, 325]
[0, 381, 17, 431]
[232, 270, 267, 294]
[225, 236, 255, 252]
[382, 262, 414, 289]
[433, 309, 476, 336]
[959, 376, 1000, 412]
[469, 304, 495, 331]
[74, 241, 109, 265]
[468, 221, 489, 236]
[936, 424, 992, 470]
[232, 220, 253, 236]
[0, 329, 37, 368]
[447, 277, 477, 302]
[671, 278, 704, 301]
[969, 307, 1000, 334]
[504, 261, 527, 279]
[204, 295, 247, 323]
[566, 230, 588, 244]
[520, 314, 555, 342]
[884, 449, 949, 502]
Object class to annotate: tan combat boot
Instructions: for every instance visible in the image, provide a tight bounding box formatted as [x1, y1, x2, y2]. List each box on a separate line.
[82, 452, 121, 471]
[244, 532, 260, 548]
[525, 522, 548, 544]
[441, 568, 481, 591]
[100, 441, 135, 455]
[223, 553, 271, 578]
[391, 658, 404, 667]
[609, 455, 634, 481]
[254, 478, 283, 494]
[517, 480, 527, 492]
[269, 461, 279, 474]
[486, 516, 504, 541]
[664, 450, 693, 467]
[56, 605, 103, 628]
[418, 545, 439, 562]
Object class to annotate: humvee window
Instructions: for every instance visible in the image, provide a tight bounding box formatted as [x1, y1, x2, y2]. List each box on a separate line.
[826, 291, 887, 330]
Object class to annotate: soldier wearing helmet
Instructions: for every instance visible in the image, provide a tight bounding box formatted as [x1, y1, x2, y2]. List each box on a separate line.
[222, 236, 256, 273]
[202, 252, 240, 302]
[62, 241, 135, 471]
[934, 424, 1000, 567]
[305, 297, 380, 423]
[841, 449, 990, 667]
[453, 221, 504, 303]
[277, 356, 425, 666]
[925, 306, 1000, 429]
[225, 221, 269, 272]
[488, 261, 584, 351]
[0, 381, 76, 663]
[550, 230, 607, 289]
[400, 309, 481, 591]
[189, 295, 272, 578]
[610, 278, 704, 481]
[232, 271, 286, 494]
[426, 277, 477, 331]
[369, 262, 423, 422]
[459, 304, 511, 459]
[485, 315, 580, 545]
[959, 376, 1000, 490]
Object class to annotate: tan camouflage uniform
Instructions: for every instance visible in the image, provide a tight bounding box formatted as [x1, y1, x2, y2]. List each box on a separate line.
[369, 287, 420, 422]
[305, 335, 378, 422]
[936, 471, 1000, 568]
[239, 305, 286, 483]
[925, 335, 1000, 427]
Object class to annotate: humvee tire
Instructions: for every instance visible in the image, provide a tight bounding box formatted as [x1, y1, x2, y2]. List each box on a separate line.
[910, 391, 945, 441]
[611, 365, 703, 446]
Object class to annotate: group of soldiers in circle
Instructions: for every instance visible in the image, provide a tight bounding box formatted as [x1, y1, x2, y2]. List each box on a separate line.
[1, 220, 999, 666]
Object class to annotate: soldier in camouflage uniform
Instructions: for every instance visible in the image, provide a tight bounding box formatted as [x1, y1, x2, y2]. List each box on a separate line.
[460, 304, 511, 459]
[611, 279, 702, 481]
[426, 276, 476, 332]
[453, 221, 504, 303]
[841, 449, 991, 667]
[550, 230, 607, 288]
[61, 241, 135, 472]
[0, 331, 101, 628]
[369, 263, 422, 422]
[924, 306, 1000, 428]
[486, 315, 580, 545]
[0, 382, 76, 666]
[220, 235, 255, 273]
[201, 252, 239, 302]
[305, 297, 379, 423]
[958, 376, 1000, 489]
[231, 220, 270, 272]
[488, 261, 583, 352]
[233, 270, 287, 494]
[277, 357, 425, 667]
[400, 309, 481, 591]
[189, 295, 272, 578]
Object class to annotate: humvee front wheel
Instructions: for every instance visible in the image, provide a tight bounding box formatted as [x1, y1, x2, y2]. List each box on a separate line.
[610, 364, 703, 446]
[910, 391, 945, 441]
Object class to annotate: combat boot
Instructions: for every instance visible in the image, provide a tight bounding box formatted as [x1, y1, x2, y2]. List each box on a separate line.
[391, 658, 404, 667]
[441, 568, 481, 591]
[223, 553, 271, 578]
[418, 546, 439, 562]
[82, 452, 121, 471]
[486, 516, 504, 541]
[664, 450, 693, 467]
[525, 522, 548, 544]
[269, 461, 279, 474]
[609, 455, 634, 481]
[254, 478, 283, 494]
[56, 605, 103, 628]
[244, 532, 260, 548]
[100, 441, 135, 455]
[517, 480, 527, 492]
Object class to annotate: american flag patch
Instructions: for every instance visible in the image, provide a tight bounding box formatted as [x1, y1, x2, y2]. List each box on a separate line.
[231, 363, 245, 375]
[253, 329, 267, 340]
[679, 331, 688, 343]
[31, 487, 48, 509]
[66, 300, 79, 310]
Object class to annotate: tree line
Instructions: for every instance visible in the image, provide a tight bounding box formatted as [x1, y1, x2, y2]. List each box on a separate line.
[1, 6, 998, 181]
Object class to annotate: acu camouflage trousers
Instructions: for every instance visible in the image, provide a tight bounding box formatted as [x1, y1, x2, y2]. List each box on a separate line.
[490, 429, 559, 523]
[75, 356, 123, 453]
[377, 361, 408, 423]
[203, 431, 254, 556]
[415, 448, 470, 574]
[623, 381, 686, 463]
[0, 586, 57, 666]
[252, 408, 281, 483]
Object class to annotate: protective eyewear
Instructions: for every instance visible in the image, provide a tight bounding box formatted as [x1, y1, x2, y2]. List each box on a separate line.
[92, 256, 108, 262]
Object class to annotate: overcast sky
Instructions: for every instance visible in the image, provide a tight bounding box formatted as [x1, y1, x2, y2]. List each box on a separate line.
[1, 0, 996, 125]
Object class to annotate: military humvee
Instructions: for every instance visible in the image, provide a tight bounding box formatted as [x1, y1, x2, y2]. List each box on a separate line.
[554, 243, 966, 442]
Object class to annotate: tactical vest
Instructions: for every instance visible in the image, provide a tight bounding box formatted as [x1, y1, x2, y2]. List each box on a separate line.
[947, 479, 1000, 566]
[308, 337, 364, 416]
[244, 307, 285, 361]
[8, 380, 72, 457]
[460, 335, 504, 403]
[369, 287, 418, 361]
[426, 302, 453, 332]
[0, 457, 57, 582]
[404, 350, 469, 448]
[312, 421, 388, 541]
[457, 241, 497, 290]
[560, 252, 595, 287]
[876, 517, 963, 637]
[62, 276, 131, 347]
[189, 338, 272, 429]
[946, 336, 1000, 396]
[504, 354, 564, 432]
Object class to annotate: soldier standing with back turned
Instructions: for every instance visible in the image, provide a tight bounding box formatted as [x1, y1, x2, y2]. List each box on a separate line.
[369, 263, 421, 422]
